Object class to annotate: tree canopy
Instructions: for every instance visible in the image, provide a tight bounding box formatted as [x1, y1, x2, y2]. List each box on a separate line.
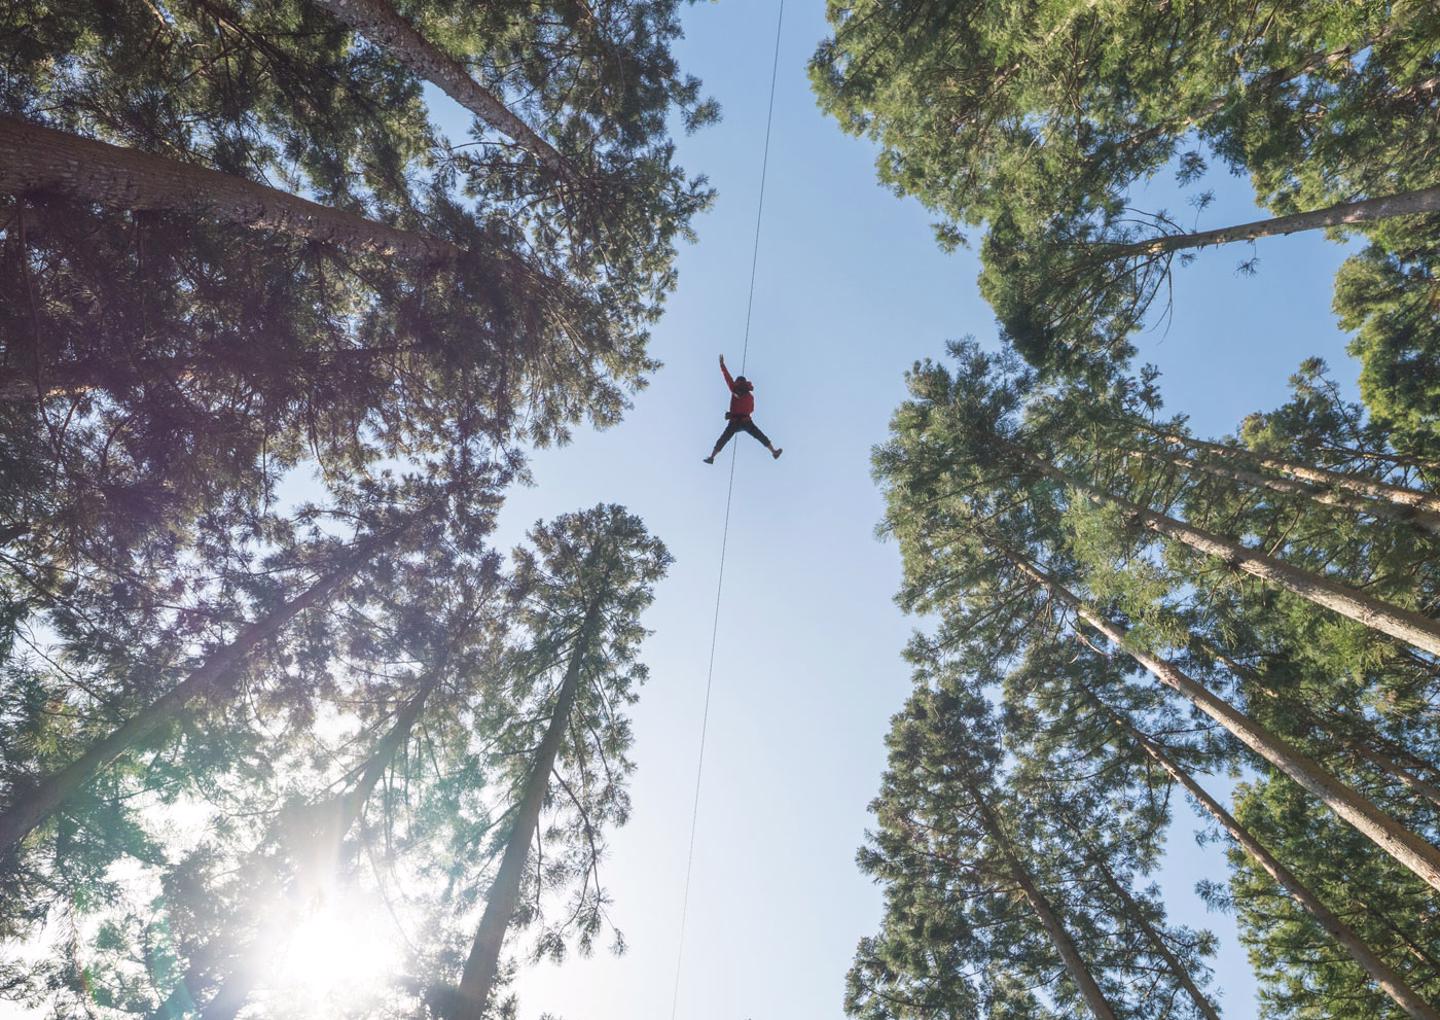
[1, 2, 701, 1014]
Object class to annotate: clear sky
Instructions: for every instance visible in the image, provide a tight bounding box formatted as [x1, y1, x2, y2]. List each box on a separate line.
[445, 3, 1371, 1020]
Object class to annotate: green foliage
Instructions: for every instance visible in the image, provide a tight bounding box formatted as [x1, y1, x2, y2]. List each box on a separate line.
[1334, 239, 1440, 454]
[479, 504, 671, 967]
[1229, 776, 1440, 1019]
[812, 0, 1440, 427]
[0, 3, 698, 1014]
[861, 338, 1440, 1017]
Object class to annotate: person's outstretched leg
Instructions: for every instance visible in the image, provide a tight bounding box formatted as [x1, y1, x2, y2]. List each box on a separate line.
[704, 421, 742, 463]
[742, 420, 783, 460]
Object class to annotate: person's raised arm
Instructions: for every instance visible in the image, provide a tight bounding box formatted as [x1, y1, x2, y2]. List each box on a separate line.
[719, 354, 736, 392]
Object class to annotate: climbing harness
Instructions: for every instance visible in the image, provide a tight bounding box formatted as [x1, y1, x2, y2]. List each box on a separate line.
[669, 4, 786, 1016]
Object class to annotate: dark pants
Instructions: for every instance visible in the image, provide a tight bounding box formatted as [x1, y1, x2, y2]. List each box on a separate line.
[711, 416, 771, 453]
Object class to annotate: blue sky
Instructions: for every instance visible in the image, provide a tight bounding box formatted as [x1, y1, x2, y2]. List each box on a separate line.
[451, 2, 1362, 1017]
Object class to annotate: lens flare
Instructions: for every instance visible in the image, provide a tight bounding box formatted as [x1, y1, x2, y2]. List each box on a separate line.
[257, 887, 396, 1014]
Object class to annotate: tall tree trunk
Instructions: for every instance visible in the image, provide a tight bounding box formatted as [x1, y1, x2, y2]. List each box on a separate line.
[967, 782, 1118, 1020]
[197, 683, 435, 1020]
[334, 683, 433, 827]
[1345, 742, 1440, 814]
[1106, 708, 1440, 1020]
[1096, 185, 1440, 262]
[0, 345, 415, 405]
[310, 0, 569, 175]
[1003, 439, 1440, 656]
[0, 523, 412, 856]
[1203, 642, 1440, 812]
[0, 116, 458, 260]
[452, 600, 602, 1019]
[999, 545, 1440, 893]
[1354, 900, 1440, 978]
[1136, 447, 1440, 538]
[1308, 442, 1440, 476]
[1152, 431, 1440, 518]
[1086, 853, 1221, 1020]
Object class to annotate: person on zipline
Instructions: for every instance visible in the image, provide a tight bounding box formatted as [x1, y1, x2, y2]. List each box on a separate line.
[704, 354, 782, 463]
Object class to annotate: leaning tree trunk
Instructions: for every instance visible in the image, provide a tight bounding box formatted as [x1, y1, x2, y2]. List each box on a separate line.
[968, 782, 1119, 1020]
[0, 521, 415, 856]
[999, 545, 1440, 894]
[0, 116, 459, 260]
[0, 344, 418, 405]
[1343, 742, 1440, 814]
[1152, 431, 1440, 519]
[1310, 442, 1440, 475]
[1136, 447, 1440, 539]
[198, 682, 436, 1020]
[1003, 439, 1440, 656]
[1202, 642, 1440, 812]
[310, 0, 568, 175]
[452, 600, 603, 1019]
[1107, 709, 1440, 1020]
[1096, 185, 1440, 261]
[1087, 853, 1221, 1020]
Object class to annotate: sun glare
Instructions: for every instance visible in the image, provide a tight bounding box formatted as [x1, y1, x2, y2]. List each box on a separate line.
[258, 889, 397, 1015]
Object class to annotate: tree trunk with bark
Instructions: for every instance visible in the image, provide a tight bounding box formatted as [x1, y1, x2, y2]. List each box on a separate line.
[1136, 447, 1440, 538]
[1002, 438, 1440, 656]
[0, 116, 459, 260]
[1087, 853, 1221, 1020]
[311, 0, 568, 175]
[1153, 431, 1440, 518]
[1108, 708, 1440, 1020]
[1203, 642, 1440, 812]
[451, 600, 602, 1019]
[968, 782, 1119, 1020]
[1096, 185, 1440, 262]
[999, 545, 1440, 893]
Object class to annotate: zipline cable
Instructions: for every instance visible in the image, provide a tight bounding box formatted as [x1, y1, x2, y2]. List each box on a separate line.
[668, 4, 785, 1017]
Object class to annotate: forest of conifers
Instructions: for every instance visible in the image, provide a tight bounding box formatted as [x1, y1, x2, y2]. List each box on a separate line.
[1, 0, 1438, 1018]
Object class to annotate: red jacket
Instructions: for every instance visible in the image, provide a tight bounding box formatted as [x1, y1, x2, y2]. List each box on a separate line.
[721, 363, 755, 418]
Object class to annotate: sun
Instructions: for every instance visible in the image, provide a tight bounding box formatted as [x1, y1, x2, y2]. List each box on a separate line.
[256, 887, 397, 1015]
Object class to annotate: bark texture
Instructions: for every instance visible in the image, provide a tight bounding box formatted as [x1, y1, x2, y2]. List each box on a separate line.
[1157, 432, 1440, 518]
[0, 116, 459, 260]
[451, 601, 602, 1019]
[1207, 643, 1440, 812]
[311, 0, 568, 174]
[1099, 185, 1440, 261]
[1004, 438, 1440, 656]
[1114, 712, 1440, 1020]
[1002, 548, 1440, 894]
[970, 784, 1119, 1020]
[1142, 448, 1440, 538]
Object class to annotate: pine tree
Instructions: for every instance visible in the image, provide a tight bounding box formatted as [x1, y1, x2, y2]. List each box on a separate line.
[870, 334, 1440, 1016]
[850, 642, 1121, 1019]
[2, 3, 705, 1013]
[813, 1, 1440, 378]
[2, 0, 714, 616]
[443, 505, 670, 1018]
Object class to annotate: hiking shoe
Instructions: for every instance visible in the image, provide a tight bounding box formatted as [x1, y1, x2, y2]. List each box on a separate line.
[703, 455, 715, 464]
[771, 447, 783, 460]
